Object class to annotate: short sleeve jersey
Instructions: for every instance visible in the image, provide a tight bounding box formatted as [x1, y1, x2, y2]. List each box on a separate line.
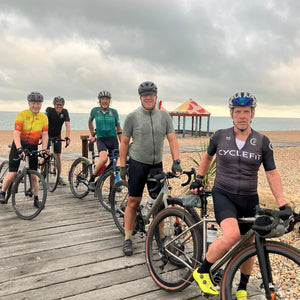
[122, 109, 175, 164]
[89, 107, 120, 138]
[14, 109, 48, 145]
[207, 127, 276, 195]
[45, 107, 70, 137]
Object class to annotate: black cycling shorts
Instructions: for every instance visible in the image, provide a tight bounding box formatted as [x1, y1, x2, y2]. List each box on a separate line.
[128, 158, 163, 197]
[96, 137, 118, 155]
[48, 136, 62, 154]
[212, 187, 259, 235]
[9, 141, 38, 172]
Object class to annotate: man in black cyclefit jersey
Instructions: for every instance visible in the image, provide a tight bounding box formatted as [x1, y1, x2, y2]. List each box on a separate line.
[45, 97, 70, 185]
[190, 92, 292, 299]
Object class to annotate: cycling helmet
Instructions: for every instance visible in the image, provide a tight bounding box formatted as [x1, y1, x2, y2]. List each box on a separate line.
[27, 92, 44, 102]
[98, 90, 111, 99]
[228, 92, 257, 108]
[53, 96, 65, 105]
[138, 81, 157, 96]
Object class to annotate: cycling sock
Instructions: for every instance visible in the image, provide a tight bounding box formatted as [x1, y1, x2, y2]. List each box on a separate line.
[34, 195, 39, 201]
[90, 175, 96, 182]
[237, 273, 250, 291]
[197, 258, 214, 273]
[125, 230, 133, 241]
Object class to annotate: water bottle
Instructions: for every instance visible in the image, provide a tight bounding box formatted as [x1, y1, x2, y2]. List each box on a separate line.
[141, 196, 155, 218]
[207, 224, 217, 250]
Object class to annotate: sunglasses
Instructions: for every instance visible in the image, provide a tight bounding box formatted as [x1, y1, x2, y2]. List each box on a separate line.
[233, 97, 252, 106]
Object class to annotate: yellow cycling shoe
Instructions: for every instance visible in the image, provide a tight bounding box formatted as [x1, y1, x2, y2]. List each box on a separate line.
[193, 269, 219, 295]
[236, 289, 249, 300]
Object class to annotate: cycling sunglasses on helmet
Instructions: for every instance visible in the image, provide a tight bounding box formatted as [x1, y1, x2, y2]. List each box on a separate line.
[233, 97, 253, 106]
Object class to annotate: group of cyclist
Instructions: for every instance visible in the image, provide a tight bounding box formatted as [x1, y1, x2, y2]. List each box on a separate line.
[0, 81, 293, 300]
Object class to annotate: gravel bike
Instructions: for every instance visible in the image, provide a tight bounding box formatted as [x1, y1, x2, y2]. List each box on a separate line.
[68, 141, 120, 212]
[145, 189, 300, 299]
[38, 137, 64, 192]
[110, 169, 200, 236]
[0, 159, 11, 202]
[11, 149, 47, 220]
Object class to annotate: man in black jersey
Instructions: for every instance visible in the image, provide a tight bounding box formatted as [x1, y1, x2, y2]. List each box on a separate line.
[45, 96, 70, 185]
[189, 92, 292, 299]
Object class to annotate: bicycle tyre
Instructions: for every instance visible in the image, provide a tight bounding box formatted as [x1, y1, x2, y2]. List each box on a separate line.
[97, 167, 119, 212]
[0, 160, 11, 202]
[221, 241, 300, 299]
[69, 157, 92, 198]
[12, 169, 47, 220]
[45, 153, 60, 192]
[145, 206, 202, 292]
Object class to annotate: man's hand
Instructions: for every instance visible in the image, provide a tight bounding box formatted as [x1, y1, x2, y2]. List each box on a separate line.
[120, 166, 128, 180]
[65, 137, 71, 147]
[172, 160, 182, 174]
[41, 149, 49, 160]
[189, 179, 204, 194]
[16, 147, 25, 158]
[279, 204, 293, 220]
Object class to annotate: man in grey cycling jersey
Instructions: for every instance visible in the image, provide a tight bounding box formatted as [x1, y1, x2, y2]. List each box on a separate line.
[190, 92, 292, 299]
[119, 81, 182, 256]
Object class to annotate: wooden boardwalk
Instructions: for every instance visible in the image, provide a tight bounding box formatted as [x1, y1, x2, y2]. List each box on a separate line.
[0, 182, 209, 300]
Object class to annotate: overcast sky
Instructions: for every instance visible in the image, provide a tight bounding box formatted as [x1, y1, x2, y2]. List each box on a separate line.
[1, 0, 300, 117]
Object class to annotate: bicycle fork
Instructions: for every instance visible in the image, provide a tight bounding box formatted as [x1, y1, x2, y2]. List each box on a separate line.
[255, 236, 275, 300]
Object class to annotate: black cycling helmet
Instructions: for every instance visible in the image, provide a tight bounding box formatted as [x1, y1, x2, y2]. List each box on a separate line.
[27, 92, 44, 102]
[98, 90, 111, 99]
[53, 96, 65, 105]
[138, 81, 157, 96]
[228, 92, 257, 108]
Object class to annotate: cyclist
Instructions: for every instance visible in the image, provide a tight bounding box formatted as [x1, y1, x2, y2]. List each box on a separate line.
[45, 96, 71, 185]
[0, 92, 49, 207]
[88, 90, 122, 191]
[119, 81, 182, 256]
[190, 92, 292, 299]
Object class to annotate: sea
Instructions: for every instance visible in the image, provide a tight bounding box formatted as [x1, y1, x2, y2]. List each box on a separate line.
[0, 111, 299, 132]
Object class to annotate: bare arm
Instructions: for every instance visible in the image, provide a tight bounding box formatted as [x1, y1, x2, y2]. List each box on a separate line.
[88, 120, 96, 142]
[197, 152, 214, 177]
[41, 131, 48, 150]
[266, 169, 285, 207]
[119, 136, 130, 167]
[116, 125, 122, 143]
[13, 130, 22, 149]
[166, 132, 180, 161]
[65, 121, 70, 138]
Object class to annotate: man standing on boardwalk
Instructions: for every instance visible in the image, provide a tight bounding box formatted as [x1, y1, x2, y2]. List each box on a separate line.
[45, 96, 71, 185]
[119, 81, 182, 256]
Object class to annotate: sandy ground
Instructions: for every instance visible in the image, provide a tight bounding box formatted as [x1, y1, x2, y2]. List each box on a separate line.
[1, 129, 300, 208]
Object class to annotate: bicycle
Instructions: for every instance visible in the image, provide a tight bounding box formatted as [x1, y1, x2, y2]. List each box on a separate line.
[0, 159, 11, 202]
[145, 189, 300, 299]
[11, 149, 47, 220]
[110, 169, 200, 236]
[68, 140, 120, 212]
[39, 137, 65, 192]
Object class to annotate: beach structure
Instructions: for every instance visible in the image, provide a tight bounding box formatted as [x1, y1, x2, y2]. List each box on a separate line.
[169, 98, 211, 137]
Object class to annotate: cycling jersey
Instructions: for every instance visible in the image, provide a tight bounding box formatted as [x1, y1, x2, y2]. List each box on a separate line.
[14, 109, 48, 145]
[45, 107, 70, 137]
[207, 127, 276, 195]
[123, 109, 174, 165]
[89, 107, 120, 138]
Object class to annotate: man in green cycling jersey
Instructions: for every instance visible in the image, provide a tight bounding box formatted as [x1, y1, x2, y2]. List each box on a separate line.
[119, 81, 182, 256]
[88, 90, 122, 191]
[190, 92, 292, 299]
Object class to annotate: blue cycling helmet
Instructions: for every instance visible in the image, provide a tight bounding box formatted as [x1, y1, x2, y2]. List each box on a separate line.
[27, 92, 44, 102]
[228, 92, 257, 108]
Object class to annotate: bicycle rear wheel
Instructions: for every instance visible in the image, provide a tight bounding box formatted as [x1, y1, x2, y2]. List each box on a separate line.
[12, 170, 47, 220]
[221, 241, 300, 299]
[97, 167, 119, 212]
[0, 160, 11, 202]
[45, 153, 60, 192]
[145, 206, 201, 292]
[69, 157, 92, 198]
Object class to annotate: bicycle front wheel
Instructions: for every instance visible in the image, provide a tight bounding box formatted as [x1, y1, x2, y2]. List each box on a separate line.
[97, 167, 119, 212]
[45, 153, 60, 192]
[145, 206, 201, 292]
[69, 157, 92, 198]
[12, 170, 47, 220]
[110, 180, 129, 234]
[221, 241, 300, 299]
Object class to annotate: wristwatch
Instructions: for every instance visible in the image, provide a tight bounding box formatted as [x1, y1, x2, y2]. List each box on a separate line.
[173, 159, 181, 164]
